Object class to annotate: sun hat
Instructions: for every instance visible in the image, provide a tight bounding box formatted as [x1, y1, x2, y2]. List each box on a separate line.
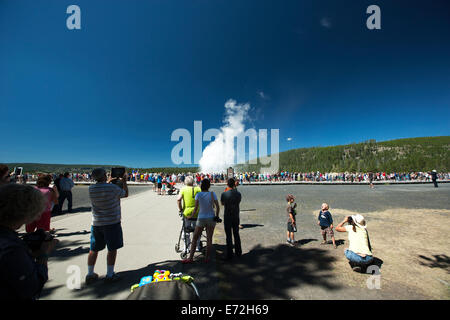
[351, 214, 367, 229]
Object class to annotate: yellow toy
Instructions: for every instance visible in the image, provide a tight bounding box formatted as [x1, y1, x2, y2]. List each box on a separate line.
[130, 270, 195, 292]
[152, 270, 171, 282]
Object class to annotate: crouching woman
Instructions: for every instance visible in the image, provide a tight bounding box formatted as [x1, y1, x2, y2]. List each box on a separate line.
[335, 214, 374, 272]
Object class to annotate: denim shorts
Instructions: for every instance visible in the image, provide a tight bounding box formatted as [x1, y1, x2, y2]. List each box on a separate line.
[90, 222, 124, 252]
[196, 217, 216, 228]
[345, 249, 373, 265]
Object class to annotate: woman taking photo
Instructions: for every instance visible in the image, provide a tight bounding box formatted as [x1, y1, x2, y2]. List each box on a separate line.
[335, 214, 374, 272]
[25, 174, 59, 234]
[182, 179, 220, 264]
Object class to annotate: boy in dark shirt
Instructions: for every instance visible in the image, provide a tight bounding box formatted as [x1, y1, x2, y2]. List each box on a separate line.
[286, 194, 297, 246]
[317, 203, 337, 248]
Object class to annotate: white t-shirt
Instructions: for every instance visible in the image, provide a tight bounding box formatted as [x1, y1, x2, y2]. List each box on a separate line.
[195, 191, 218, 219]
[345, 225, 372, 256]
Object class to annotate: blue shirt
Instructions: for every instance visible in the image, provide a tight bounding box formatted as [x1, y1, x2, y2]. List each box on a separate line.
[59, 177, 74, 191]
[195, 191, 218, 219]
[318, 210, 333, 227]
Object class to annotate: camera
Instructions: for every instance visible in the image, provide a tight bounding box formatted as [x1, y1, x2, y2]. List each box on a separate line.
[110, 167, 126, 188]
[213, 216, 222, 223]
[347, 216, 353, 224]
[111, 167, 125, 178]
[21, 229, 54, 252]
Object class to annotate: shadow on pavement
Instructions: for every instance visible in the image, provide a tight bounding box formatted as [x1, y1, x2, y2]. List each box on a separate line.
[51, 206, 92, 217]
[69, 260, 186, 300]
[418, 254, 450, 272]
[296, 238, 318, 245]
[69, 207, 92, 213]
[51, 239, 91, 261]
[240, 224, 264, 229]
[214, 243, 341, 299]
[54, 229, 91, 238]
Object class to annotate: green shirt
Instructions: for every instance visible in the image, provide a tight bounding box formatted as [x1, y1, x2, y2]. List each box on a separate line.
[181, 186, 201, 218]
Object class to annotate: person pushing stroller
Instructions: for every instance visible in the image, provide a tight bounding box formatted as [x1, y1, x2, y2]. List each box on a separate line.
[177, 176, 202, 253]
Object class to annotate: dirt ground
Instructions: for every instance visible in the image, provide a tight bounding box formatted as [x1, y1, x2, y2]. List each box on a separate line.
[311, 208, 450, 299]
[212, 204, 449, 300]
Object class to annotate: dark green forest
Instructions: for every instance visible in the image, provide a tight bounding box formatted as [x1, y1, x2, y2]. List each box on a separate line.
[240, 136, 450, 173]
[6, 136, 450, 174]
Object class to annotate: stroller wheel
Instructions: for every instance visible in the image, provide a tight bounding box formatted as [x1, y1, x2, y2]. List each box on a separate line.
[180, 251, 188, 259]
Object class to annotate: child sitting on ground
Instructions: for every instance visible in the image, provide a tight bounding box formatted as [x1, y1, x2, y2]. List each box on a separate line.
[317, 203, 337, 249]
[286, 194, 297, 246]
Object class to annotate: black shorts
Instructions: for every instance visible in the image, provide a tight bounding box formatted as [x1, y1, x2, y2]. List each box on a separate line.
[287, 222, 296, 232]
[157, 183, 162, 188]
[90, 223, 123, 252]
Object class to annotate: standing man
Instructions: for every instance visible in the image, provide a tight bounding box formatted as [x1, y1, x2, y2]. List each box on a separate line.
[368, 172, 374, 189]
[52, 174, 63, 215]
[85, 168, 128, 284]
[220, 178, 242, 260]
[156, 173, 163, 195]
[430, 170, 438, 188]
[58, 172, 74, 213]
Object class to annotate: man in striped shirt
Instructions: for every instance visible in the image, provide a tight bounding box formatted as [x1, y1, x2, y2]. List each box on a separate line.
[85, 168, 128, 284]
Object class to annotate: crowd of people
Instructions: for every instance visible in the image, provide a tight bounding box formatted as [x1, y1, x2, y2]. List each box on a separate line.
[19, 169, 450, 186]
[124, 170, 449, 184]
[0, 161, 446, 299]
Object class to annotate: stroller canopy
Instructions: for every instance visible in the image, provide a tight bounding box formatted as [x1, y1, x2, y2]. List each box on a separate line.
[127, 280, 199, 300]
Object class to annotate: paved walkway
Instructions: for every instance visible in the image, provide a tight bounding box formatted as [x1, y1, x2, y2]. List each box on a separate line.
[40, 188, 219, 300]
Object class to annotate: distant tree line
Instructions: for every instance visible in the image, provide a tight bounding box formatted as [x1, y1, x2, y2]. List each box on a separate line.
[240, 136, 450, 173]
[7, 136, 450, 174]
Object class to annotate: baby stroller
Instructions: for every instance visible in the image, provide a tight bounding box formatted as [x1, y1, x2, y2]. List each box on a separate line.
[127, 270, 200, 300]
[167, 182, 180, 195]
[175, 211, 206, 259]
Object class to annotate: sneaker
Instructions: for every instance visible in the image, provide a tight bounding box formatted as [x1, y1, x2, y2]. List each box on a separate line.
[85, 273, 99, 285]
[286, 239, 292, 244]
[320, 241, 327, 245]
[104, 273, 121, 283]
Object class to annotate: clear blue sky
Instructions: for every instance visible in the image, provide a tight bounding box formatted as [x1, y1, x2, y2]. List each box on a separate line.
[1, 0, 449, 168]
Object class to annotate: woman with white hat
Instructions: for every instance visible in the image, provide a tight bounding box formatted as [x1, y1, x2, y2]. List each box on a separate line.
[335, 214, 374, 272]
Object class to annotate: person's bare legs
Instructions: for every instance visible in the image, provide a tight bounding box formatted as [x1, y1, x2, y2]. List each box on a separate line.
[187, 227, 202, 261]
[88, 250, 98, 267]
[321, 232, 327, 244]
[107, 250, 117, 266]
[331, 236, 337, 248]
[205, 225, 215, 262]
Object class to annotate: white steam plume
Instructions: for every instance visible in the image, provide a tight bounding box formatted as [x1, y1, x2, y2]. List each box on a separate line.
[199, 99, 250, 173]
